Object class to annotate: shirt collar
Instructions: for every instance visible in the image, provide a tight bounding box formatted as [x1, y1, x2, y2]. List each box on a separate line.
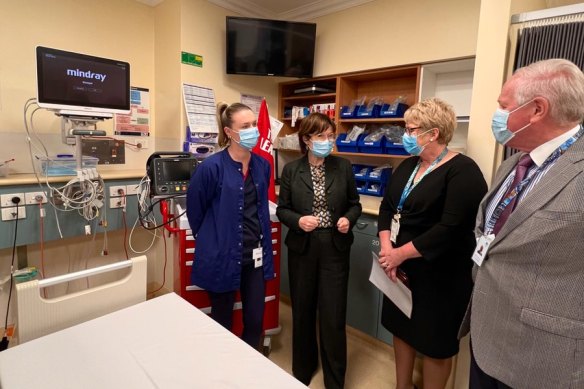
[529, 124, 581, 166]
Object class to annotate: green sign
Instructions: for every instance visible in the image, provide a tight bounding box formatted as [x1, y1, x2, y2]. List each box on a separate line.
[181, 51, 203, 67]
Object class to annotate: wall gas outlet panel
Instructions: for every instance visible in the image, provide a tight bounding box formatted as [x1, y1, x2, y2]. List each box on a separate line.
[81, 138, 125, 165]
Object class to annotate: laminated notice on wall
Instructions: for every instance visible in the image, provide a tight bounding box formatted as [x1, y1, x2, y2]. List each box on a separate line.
[182, 83, 218, 134]
[114, 86, 150, 136]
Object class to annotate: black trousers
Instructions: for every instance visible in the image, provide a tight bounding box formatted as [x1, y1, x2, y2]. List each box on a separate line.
[207, 262, 265, 349]
[288, 229, 350, 389]
[469, 341, 512, 389]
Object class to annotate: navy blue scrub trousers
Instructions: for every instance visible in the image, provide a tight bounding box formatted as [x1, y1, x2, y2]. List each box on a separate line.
[207, 262, 265, 349]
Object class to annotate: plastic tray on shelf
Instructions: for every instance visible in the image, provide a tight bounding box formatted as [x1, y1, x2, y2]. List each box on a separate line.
[336, 133, 361, 153]
[353, 165, 371, 179]
[367, 166, 392, 183]
[340, 105, 358, 118]
[358, 135, 385, 154]
[352, 164, 392, 197]
[365, 181, 385, 196]
[356, 104, 381, 118]
[39, 156, 99, 176]
[379, 103, 408, 118]
[355, 178, 368, 195]
[385, 141, 409, 156]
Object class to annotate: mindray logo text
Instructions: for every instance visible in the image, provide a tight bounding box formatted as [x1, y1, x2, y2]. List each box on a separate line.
[66, 69, 107, 82]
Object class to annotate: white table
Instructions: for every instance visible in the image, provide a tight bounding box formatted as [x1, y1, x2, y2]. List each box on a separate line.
[0, 293, 305, 389]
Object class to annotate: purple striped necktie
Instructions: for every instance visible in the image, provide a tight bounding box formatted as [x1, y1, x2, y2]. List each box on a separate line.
[492, 154, 534, 235]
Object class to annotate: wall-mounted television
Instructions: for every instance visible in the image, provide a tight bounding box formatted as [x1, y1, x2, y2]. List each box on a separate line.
[226, 17, 316, 78]
[36, 46, 131, 116]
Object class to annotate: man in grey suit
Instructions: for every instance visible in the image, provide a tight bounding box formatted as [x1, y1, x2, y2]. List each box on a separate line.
[461, 58, 584, 388]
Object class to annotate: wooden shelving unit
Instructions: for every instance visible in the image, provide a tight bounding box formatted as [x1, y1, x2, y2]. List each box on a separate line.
[276, 65, 421, 172]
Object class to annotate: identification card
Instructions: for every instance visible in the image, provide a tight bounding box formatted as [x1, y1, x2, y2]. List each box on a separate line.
[253, 247, 263, 268]
[390, 214, 400, 244]
[472, 234, 495, 266]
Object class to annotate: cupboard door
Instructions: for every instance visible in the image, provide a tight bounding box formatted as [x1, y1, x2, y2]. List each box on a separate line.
[346, 217, 381, 338]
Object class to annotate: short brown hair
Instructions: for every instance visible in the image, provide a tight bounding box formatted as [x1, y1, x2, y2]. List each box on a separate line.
[297, 112, 336, 154]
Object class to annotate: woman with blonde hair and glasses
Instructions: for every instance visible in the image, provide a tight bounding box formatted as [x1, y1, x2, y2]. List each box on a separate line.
[377, 98, 487, 389]
[277, 112, 361, 389]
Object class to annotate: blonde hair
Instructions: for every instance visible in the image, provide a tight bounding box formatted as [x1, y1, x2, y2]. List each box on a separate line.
[404, 98, 456, 144]
[216, 102, 253, 147]
[513, 59, 584, 125]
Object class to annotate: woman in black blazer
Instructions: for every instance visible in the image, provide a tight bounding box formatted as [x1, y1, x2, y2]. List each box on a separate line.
[277, 113, 362, 389]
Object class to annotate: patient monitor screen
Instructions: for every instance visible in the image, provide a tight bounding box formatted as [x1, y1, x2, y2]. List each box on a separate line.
[36, 46, 130, 114]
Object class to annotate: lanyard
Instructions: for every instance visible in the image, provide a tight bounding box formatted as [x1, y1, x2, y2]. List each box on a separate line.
[485, 126, 584, 233]
[397, 147, 449, 212]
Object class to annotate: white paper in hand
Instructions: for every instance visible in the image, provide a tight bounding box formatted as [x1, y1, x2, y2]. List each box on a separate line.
[369, 251, 413, 318]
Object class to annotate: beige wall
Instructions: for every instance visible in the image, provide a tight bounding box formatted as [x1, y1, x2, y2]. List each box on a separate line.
[0, 0, 155, 173]
[178, 0, 284, 142]
[312, 0, 481, 76]
[154, 0, 182, 149]
[466, 0, 558, 185]
[0, 0, 284, 330]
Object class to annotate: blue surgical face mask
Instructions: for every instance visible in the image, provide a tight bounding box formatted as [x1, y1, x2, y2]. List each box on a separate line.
[233, 127, 259, 150]
[491, 100, 534, 145]
[310, 139, 333, 158]
[402, 129, 433, 156]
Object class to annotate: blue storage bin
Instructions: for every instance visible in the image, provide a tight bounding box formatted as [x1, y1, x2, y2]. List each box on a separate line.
[367, 167, 392, 183]
[340, 105, 358, 118]
[353, 165, 371, 179]
[385, 141, 409, 156]
[355, 179, 368, 195]
[379, 103, 408, 118]
[336, 133, 360, 152]
[356, 104, 381, 118]
[358, 135, 385, 154]
[365, 181, 386, 197]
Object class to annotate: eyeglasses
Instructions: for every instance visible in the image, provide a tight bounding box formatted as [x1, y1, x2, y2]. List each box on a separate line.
[312, 133, 337, 141]
[404, 126, 423, 135]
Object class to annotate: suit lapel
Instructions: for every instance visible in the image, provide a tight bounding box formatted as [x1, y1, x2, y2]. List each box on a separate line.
[298, 156, 313, 190]
[325, 157, 337, 192]
[491, 138, 584, 246]
[475, 153, 521, 235]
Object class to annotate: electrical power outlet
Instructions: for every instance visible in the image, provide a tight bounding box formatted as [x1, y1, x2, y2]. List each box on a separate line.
[2, 207, 26, 221]
[109, 197, 125, 209]
[126, 184, 139, 196]
[25, 191, 48, 205]
[1, 193, 26, 208]
[109, 185, 126, 198]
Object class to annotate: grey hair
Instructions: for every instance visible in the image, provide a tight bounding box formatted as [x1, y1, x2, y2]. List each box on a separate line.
[513, 59, 584, 124]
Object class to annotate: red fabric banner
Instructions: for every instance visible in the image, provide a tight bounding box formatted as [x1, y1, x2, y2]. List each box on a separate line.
[252, 99, 276, 202]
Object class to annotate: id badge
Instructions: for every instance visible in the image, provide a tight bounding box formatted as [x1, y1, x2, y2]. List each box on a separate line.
[253, 247, 263, 268]
[390, 214, 400, 244]
[472, 234, 495, 266]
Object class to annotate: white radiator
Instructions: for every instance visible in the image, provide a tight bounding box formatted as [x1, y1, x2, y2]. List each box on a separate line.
[15, 256, 147, 344]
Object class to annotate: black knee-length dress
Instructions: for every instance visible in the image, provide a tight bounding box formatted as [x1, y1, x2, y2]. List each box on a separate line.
[378, 154, 487, 359]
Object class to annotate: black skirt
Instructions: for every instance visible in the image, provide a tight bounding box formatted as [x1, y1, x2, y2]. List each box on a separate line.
[381, 259, 473, 359]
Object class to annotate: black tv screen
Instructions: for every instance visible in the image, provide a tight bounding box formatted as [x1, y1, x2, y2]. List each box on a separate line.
[36, 46, 130, 115]
[226, 17, 316, 78]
